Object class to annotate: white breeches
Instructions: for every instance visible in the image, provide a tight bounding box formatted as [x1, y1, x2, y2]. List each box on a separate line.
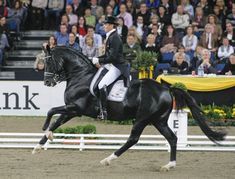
[98, 64, 121, 89]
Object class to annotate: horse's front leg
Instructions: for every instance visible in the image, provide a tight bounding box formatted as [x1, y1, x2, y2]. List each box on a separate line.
[42, 104, 77, 131]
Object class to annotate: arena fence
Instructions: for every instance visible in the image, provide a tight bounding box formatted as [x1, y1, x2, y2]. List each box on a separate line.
[0, 133, 235, 152]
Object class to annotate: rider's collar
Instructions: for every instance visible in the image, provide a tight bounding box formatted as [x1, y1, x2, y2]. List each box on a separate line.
[106, 29, 116, 40]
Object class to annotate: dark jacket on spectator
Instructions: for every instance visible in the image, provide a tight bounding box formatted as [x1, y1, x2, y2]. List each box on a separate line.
[220, 60, 235, 75]
[170, 60, 189, 74]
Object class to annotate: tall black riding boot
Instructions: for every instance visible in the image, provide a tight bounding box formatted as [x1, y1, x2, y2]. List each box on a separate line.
[98, 86, 108, 120]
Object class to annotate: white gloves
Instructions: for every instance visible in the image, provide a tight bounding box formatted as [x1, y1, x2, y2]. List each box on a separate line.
[92, 57, 99, 64]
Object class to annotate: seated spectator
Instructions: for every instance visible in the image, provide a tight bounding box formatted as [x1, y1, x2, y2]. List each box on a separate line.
[196, 49, 217, 74]
[197, 0, 213, 16]
[181, 0, 194, 19]
[44, 0, 65, 29]
[207, 14, 222, 41]
[123, 34, 141, 65]
[126, 0, 136, 21]
[157, 5, 171, 32]
[134, 15, 147, 40]
[95, 15, 106, 39]
[213, 5, 225, 29]
[82, 35, 99, 58]
[54, 24, 69, 46]
[71, 0, 85, 17]
[66, 32, 81, 51]
[84, 7, 96, 27]
[217, 37, 234, 63]
[60, 14, 72, 32]
[192, 6, 207, 38]
[77, 16, 87, 37]
[170, 52, 189, 74]
[143, 24, 162, 50]
[0, 0, 8, 17]
[105, 4, 114, 17]
[65, 4, 78, 26]
[199, 24, 218, 53]
[43, 35, 57, 49]
[220, 53, 235, 75]
[0, 16, 12, 48]
[160, 25, 179, 62]
[223, 22, 235, 47]
[142, 34, 158, 53]
[160, 0, 175, 16]
[7, 0, 24, 39]
[71, 24, 80, 44]
[148, 14, 162, 35]
[108, 0, 119, 16]
[173, 45, 191, 66]
[136, 2, 151, 26]
[226, 3, 235, 28]
[117, 3, 133, 28]
[127, 25, 142, 44]
[182, 25, 198, 61]
[171, 5, 190, 41]
[117, 16, 128, 43]
[90, 0, 104, 20]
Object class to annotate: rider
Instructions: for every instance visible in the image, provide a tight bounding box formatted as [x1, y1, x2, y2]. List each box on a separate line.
[92, 16, 129, 120]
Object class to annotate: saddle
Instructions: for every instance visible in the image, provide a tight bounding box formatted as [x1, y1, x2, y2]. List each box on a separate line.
[89, 67, 129, 102]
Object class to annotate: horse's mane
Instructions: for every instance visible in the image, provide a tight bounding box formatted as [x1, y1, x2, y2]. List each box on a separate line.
[50, 46, 94, 73]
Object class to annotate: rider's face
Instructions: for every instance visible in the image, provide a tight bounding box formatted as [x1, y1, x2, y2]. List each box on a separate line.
[104, 23, 113, 32]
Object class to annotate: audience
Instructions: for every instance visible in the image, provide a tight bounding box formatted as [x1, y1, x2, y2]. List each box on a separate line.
[220, 53, 235, 75]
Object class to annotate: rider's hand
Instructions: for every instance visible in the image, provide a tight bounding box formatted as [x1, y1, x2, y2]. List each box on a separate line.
[92, 57, 99, 65]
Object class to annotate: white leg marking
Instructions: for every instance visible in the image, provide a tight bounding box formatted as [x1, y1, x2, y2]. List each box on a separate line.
[100, 153, 118, 166]
[160, 161, 176, 172]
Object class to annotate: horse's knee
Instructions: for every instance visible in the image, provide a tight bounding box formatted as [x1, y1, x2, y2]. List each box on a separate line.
[127, 136, 139, 145]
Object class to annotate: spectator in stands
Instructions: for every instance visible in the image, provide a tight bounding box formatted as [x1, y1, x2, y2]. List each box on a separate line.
[105, 4, 114, 17]
[220, 53, 235, 75]
[71, 24, 80, 43]
[173, 44, 191, 66]
[223, 22, 235, 47]
[71, 0, 85, 17]
[170, 52, 189, 74]
[226, 3, 235, 28]
[207, 14, 222, 41]
[116, 16, 128, 43]
[43, 35, 57, 49]
[90, 0, 104, 20]
[197, 0, 213, 16]
[215, 0, 226, 15]
[148, 14, 162, 35]
[217, 37, 234, 63]
[213, 5, 225, 30]
[199, 24, 218, 53]
[84, 7, 96, 27]
[0, 0, 8, 17]
[117, 3, 133, 28]
[0, 16, 12, 48]
[160, 0, 175, 16]
[182, 25, 198, 61]
[126, 0, 136, 21]
[44, 0, 65, 29]
[80, 25, 103, 50]
[60, 14, 72, 32]
[160, 25, 179, 62]
[181, 0, 194, 19]
[77, 16, 87, 37]
[192, 6, 207, 38]
[66, 32, 81, 51]
[108, 0, 119, 16]
[65, 4, 78, 26]
[7, 0, 24, 40]
[142, 34, 158, 52]
[54, 24, 69, 46]
[134, 15, 147, 41]
[157, 5, 171, 32]
[171, 5, 190, 41]
[127, 25, 142, 44]
[82, 35, 99, 58]
[196, 49, 217, 74]
[95, 15, 106, 39]
[123, 33, 141, 65]
[136, 2, 151, 26]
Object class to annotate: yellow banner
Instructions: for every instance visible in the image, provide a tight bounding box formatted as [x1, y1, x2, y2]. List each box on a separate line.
[156, 75, 235, 91]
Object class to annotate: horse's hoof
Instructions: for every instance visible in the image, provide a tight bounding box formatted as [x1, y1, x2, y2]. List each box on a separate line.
[160, 161, 176, 172]
[32, 144, 42, 154]
[100, 158, 110, 166]
[46, 131, 54, 141]
[160, 166, 170, 172]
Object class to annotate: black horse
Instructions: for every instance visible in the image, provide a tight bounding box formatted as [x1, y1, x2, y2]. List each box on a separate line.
[32, 46, 226, 171]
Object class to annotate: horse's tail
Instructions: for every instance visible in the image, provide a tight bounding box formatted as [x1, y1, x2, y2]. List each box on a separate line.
[170, 87, 226, 143]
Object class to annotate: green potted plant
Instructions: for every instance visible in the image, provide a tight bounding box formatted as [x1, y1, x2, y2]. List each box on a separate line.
[132, 51, 158, 79]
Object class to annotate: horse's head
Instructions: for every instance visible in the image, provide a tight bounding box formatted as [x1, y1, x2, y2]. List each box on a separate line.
[43, 45, 63, 87]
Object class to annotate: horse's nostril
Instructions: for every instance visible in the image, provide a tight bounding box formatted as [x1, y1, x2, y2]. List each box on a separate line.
[45, 80, 50, 86]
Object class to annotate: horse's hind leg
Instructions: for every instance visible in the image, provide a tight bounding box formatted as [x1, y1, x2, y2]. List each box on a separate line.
[152, 120, 177, 171]
[32, 113, 75, 154]
[100, 119, 149, 166]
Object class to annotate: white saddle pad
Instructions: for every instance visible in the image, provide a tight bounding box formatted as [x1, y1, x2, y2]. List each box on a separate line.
[107, 80, 128, 102]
